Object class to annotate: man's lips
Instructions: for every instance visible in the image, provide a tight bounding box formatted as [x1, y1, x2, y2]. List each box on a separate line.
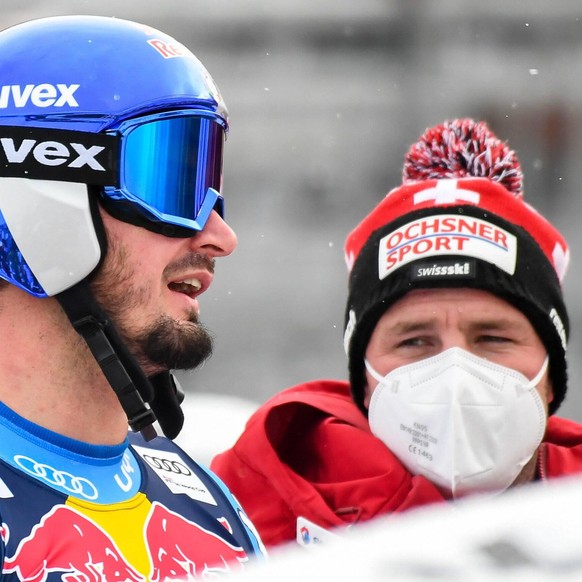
[167, 272, 212, 299]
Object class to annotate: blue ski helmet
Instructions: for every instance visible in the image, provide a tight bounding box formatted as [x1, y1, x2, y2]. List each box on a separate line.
[0, 15, 229, 298]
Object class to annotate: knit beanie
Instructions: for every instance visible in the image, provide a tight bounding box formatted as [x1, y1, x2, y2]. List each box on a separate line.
[343, 119, 570, 415]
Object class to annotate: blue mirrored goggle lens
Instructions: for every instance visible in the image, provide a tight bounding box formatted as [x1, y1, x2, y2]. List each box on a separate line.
[121, 115, 224, 231]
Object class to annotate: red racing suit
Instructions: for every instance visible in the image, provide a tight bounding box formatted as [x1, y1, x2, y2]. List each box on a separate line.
[211, 379, 582, 548]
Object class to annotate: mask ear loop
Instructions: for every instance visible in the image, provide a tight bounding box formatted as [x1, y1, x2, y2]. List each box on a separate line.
[527, 355, 550, 389]
[364, 359, 385, 386]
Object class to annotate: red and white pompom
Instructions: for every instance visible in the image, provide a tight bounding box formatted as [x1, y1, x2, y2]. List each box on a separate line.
[402, 118, 523, 198]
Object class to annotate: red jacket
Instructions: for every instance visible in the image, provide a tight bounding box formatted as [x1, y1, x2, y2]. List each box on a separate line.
[211, 379, 582, 548]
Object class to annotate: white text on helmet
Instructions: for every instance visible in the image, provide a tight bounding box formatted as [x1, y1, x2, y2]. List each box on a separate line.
[0, 139, 105, 171]
[0, 84, 79, 108]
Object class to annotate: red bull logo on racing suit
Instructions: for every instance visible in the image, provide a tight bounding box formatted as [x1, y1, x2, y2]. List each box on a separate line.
[3, 502, 248, 581]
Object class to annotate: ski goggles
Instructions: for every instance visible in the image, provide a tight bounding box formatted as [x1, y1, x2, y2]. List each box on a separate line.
[102, 109, 227, 235]
[0, 109, 227, 236]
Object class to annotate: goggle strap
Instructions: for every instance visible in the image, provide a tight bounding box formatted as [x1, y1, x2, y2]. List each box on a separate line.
[0, 125, 119, 185]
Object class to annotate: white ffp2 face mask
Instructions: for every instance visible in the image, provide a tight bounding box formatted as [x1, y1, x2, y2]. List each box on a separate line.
[366, 347, 548, 499]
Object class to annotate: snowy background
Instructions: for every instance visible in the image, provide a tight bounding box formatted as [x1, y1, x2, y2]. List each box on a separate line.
[4, 1, 582, 458]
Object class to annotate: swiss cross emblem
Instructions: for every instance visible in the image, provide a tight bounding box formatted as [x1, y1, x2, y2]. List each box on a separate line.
[413, 179, 480, 206]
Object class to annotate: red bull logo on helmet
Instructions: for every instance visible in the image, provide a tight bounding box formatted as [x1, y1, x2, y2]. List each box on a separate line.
[378, 213, 517, 280]
[147, 39, 190, 59]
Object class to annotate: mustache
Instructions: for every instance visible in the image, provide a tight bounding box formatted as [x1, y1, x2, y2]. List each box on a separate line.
[163, 253, 215, 279]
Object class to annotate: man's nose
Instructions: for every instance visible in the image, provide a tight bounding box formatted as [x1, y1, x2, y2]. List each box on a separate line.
[190, 210, 238, 257]
[441, 332, 470, 353]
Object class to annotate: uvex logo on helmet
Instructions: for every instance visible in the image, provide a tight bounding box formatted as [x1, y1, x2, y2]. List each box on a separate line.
[0, 126, 118, 185]
[0, 84, 80, 108]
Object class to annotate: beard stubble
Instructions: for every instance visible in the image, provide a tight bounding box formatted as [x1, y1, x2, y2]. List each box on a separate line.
[90, 235, 214, 375]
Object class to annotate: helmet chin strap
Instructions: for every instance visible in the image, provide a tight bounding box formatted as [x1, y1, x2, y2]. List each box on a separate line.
[56, 279, 184, 441]
[149, 372, 185, 440]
